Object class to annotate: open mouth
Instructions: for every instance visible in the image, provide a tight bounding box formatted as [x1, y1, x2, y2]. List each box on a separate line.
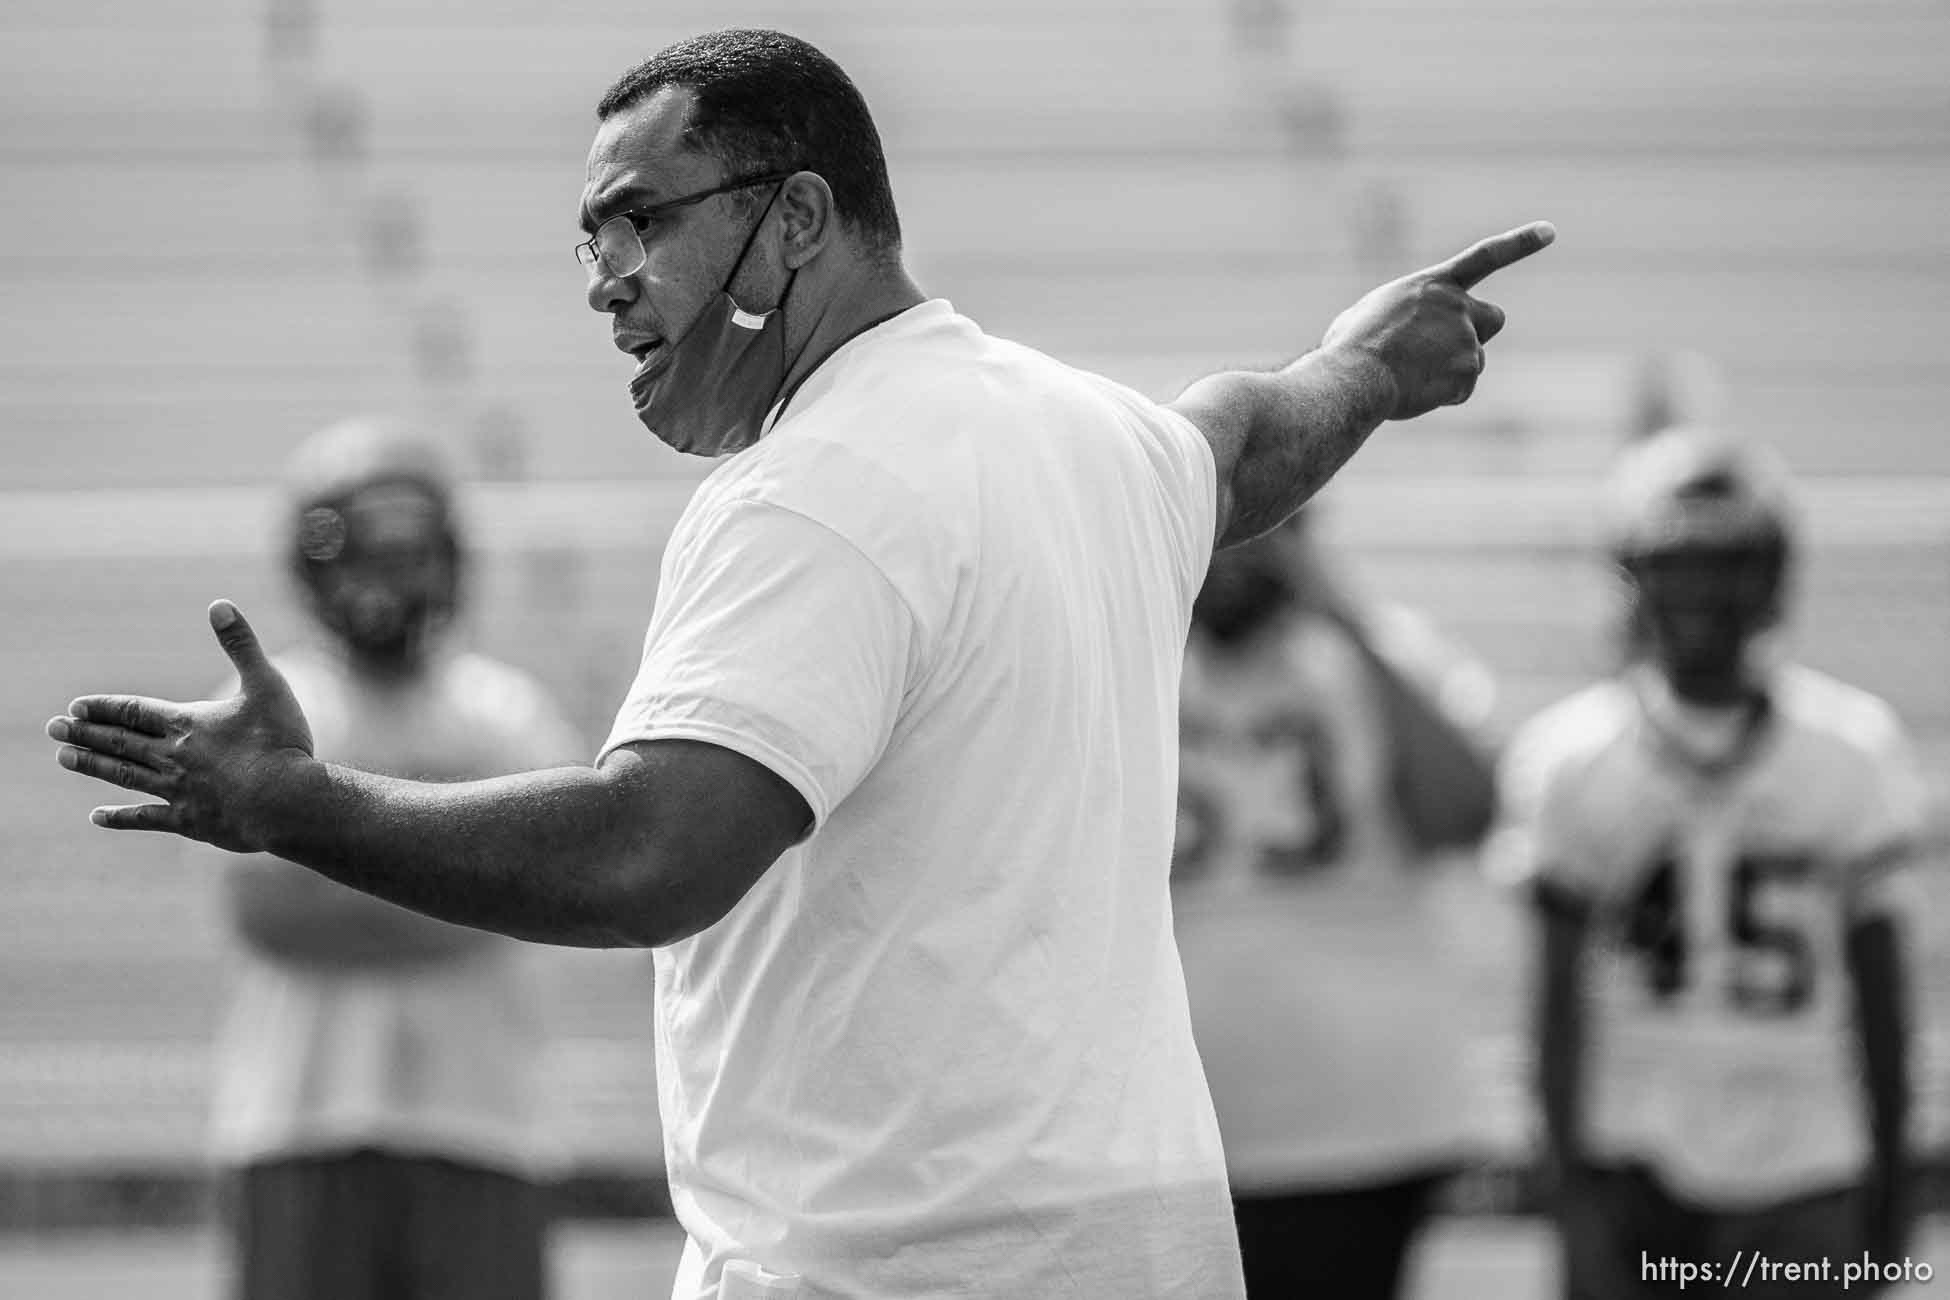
[617, 331, 666, 372]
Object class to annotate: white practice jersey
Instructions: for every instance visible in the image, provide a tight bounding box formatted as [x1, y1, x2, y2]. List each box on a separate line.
[1497, 664, 1929, 1204]
[1172, 611, 1484, 1192]
[210, 645, 586, 1176]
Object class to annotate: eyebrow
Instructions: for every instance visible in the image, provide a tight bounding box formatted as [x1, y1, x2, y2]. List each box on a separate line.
[578, 185, 657, 236]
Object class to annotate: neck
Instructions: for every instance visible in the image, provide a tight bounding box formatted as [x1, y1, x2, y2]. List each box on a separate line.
[326, 634, 438, 687]
[779, 262, 926, 406]
[1638, 661, 1764, 717]
[1634, 665, 1775, 774]
[350, 653, 430, 686]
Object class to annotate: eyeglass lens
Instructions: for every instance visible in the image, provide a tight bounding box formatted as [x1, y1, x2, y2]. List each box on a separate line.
[581, 217, 646, 278]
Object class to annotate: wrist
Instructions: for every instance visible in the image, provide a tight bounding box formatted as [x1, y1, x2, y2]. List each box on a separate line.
[1311, 342, 1400, 426]
[249, 751, 332, 859]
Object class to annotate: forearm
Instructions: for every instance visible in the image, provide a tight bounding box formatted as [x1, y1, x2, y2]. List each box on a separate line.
[258, 759, 656, 948]
[1847, 915, 1911, 1176]
[1536, 899, 1590, 1168]
[1347, 631, 1499, 855]
[1538, 1003, 1585, 1165]
[229, 859, 498, 971]
[1181, 344, 1397, 549]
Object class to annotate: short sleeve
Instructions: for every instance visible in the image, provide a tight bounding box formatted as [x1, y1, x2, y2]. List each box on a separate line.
[600, 498, 914, 833]
[1486, 713, 1598, 916]
[1122, 389, 1217, 609]
[1158, 402, 1219, 585]
[1838, 709, 1935, 923]
[1082, 371, 1215, 608]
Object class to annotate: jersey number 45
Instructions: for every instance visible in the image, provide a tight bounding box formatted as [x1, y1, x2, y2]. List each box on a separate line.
[1621, 851, 1817, 1017]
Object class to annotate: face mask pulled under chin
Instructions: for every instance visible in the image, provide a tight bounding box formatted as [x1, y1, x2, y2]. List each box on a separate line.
[630, 286, 793, 458]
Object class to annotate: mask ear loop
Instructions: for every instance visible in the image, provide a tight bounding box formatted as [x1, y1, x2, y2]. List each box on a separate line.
[732, 181, 801, 425]
[723, 179, 793, 311]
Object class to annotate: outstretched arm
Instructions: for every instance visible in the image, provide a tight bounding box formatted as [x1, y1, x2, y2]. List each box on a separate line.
[1172, 222, 1555, 548]
[226, 854, 501, 969]
[49, 602, 810, 949]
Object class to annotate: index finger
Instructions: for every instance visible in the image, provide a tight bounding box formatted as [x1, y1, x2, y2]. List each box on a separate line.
[67, 695, 178, 736]
[1437, 221, 1556, 290]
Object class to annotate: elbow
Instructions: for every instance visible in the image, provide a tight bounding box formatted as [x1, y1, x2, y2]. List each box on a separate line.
[570, 745, 802, 948]
[586, 849, 734, 950]
[597, 891, 719, 951]
[592, 826, 787, 949]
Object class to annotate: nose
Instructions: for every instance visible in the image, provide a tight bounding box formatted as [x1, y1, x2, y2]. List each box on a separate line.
[586, 264, 638, 315]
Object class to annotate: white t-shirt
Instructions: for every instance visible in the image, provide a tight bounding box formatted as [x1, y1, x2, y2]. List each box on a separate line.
[209, 645, 586, 1177]
[601, 300, 1240, 1300]
[1172, 613, 1486, 1192]
[1493, 664, 1929, 1204]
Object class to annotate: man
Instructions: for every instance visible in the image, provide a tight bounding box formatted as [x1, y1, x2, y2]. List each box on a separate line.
[1174, 513, 1499, 1298]
[212, 418, 585, 1300]
[1495, 426, 1926, 1299]
[47, 29, 1551, 1299]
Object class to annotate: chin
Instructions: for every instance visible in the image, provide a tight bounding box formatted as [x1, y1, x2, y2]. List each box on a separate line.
[1663, 665, 1757, 707]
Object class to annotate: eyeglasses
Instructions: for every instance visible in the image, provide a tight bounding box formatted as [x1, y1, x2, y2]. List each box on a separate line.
[575, 171, 793, 279]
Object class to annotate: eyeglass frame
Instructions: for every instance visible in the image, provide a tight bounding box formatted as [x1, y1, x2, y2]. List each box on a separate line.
[574, 170, 796, 278]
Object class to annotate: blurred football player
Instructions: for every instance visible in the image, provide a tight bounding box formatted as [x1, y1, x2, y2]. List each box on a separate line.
[1172, 510, 1500, 1299]
[209, 418, 586, 1300]
[1496, 426, 1928, 1299]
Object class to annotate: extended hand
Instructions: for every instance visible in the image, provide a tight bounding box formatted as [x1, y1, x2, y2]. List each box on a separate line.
[47, 601, 314, 853]
[1321, 220, 1556, 420]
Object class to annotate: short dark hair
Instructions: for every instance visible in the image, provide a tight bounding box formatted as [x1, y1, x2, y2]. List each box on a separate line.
[597, 29, 902, 258]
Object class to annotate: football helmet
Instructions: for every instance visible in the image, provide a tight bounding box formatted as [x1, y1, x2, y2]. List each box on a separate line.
[1603, 426, 1796, 704]
[284, 418, 463, 673]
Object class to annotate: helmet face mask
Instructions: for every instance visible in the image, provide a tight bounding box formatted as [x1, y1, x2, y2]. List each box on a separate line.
[1604, 428, 1796, 706]
[293, 478, 460, 675]
[1620, 536, 1786, 704]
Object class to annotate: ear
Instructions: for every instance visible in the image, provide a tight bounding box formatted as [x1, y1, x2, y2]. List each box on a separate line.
[777, 171, 836, 269]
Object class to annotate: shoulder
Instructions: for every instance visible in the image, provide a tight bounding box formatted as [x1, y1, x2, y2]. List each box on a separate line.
[705, 304, 974, 536]
[1488, 681, 1640, 891]
[443, 652, 558, 721]
[1058, 357, 1218, 506]
[1497, 680, 1648, 834]
[439, 652, 581, 756]
[1770, 665, 1930, 840]
[775, 300, 1207, 498]
[680, 436, 954, 639]
[444, 650, 541, 702]
[720, 422, 944, 529]
[1504, 680, 1638, 789]
[1772, 664, 1911, 765]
